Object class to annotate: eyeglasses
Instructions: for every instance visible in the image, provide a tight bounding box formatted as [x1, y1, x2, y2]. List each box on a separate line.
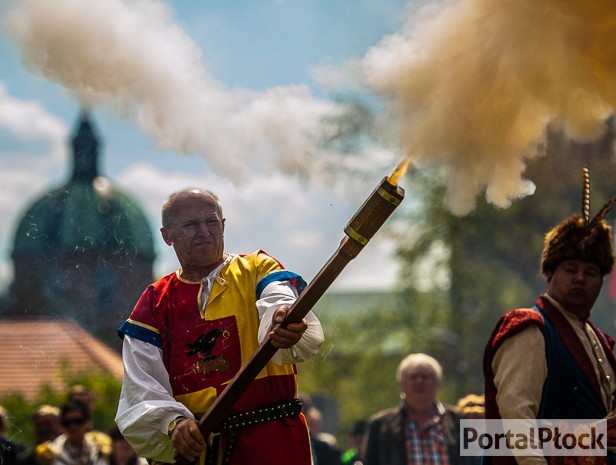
[62, 417, 86, 427]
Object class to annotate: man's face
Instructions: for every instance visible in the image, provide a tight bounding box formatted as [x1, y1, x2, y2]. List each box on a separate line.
[546, 259, 603, 320]
[61, 411, 91, 445]
[400, 365, 439, 409]
[160, 193, 225, 271]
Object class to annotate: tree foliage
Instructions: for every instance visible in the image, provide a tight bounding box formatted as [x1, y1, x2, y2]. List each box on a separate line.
[300, 287, 457, 447]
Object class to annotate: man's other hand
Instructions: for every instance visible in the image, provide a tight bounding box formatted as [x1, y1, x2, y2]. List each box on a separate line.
[269, 305, 307, 349]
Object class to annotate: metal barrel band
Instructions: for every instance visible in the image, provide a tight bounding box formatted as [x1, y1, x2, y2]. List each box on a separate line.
[377, 186, 402, 206]
[206, 398, 303, 465]
[345, 226, 369, 246]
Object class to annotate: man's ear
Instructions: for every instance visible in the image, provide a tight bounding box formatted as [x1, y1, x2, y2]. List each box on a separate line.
[161, 227, 173, 246]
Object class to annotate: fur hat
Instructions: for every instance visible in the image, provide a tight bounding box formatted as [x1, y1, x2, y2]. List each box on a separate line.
[540, 167, 616, 277]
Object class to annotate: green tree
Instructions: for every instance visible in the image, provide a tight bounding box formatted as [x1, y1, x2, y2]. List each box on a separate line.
[299, 288, 457, 448]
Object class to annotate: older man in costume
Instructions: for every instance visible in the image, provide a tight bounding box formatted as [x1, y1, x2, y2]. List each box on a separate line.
[483, 167, 616, 465]
[115, 188, 324, 465]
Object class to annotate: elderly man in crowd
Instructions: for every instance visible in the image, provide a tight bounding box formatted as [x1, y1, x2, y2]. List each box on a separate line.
[362, 353, 466, 465]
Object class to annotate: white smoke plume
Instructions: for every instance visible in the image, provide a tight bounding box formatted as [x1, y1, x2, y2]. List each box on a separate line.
[363, 0, 616, 215]
[4, 0, 371, 183]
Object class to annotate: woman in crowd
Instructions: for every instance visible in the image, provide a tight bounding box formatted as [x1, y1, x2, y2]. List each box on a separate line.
[36, 401, 110, 465]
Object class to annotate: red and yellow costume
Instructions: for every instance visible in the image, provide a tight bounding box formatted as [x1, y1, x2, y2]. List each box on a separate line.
[116, 251, 323, 465]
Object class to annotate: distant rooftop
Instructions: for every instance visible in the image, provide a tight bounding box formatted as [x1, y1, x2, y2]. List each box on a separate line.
[0, 319, 123, 401]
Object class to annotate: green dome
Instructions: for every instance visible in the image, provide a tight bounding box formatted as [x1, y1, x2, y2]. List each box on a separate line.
[12, 110, 154, 259]
[13, 177, 155, 259]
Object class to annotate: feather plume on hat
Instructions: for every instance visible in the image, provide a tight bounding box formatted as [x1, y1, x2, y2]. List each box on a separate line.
[540, 166, 616, 277]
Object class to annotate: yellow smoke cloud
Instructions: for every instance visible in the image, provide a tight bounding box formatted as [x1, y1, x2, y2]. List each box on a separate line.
[364, 0, 616, 214]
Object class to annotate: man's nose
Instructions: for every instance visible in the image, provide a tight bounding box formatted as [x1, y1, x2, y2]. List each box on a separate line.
[197, 222, 211, 235]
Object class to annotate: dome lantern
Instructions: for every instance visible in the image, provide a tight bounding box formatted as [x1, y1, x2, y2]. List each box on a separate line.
[70, 109, 100, 183]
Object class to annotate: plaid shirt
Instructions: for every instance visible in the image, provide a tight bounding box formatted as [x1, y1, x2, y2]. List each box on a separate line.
[403, 402, 451, 465]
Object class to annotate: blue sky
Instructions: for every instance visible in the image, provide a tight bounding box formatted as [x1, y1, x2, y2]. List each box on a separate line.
[0, 0, 412, 292]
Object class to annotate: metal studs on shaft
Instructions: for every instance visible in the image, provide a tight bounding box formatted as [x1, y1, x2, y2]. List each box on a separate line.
[582, 165, 591, 227]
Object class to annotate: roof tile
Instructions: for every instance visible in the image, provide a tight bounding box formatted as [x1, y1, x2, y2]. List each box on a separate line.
[0, 319, 123, 401]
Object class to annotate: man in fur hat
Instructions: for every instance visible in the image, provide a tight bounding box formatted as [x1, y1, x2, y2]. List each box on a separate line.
[483, 172, 616, 465]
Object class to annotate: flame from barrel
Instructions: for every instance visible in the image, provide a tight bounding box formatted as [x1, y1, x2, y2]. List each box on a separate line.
[388, 156, 412, 186]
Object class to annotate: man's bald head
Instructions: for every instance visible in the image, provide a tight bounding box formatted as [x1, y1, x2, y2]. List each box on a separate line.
[161, 188, 223, 229]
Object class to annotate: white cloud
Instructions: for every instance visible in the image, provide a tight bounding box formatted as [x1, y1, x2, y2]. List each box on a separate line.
[332, 234, 400, 291]
[283, 229, 324, 251]
[0, 83, 67, 165]
[0, 85, 68, 284]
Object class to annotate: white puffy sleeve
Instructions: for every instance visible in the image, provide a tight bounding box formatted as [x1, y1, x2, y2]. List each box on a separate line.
[255, 280, 324, 365]
[115, 335, 195, 463]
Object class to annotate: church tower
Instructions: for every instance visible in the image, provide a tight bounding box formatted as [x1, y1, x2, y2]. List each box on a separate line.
[3, 110, 155, 349]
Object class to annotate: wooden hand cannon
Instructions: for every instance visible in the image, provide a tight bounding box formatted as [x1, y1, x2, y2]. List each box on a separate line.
[188, 176, 405, 459]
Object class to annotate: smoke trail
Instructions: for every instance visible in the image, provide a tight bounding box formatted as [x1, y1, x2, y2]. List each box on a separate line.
[363, 0, 616, 215]
[4, 0, 362, 182]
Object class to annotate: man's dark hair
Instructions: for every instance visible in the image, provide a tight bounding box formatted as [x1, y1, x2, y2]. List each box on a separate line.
[61, 400, 90, 421]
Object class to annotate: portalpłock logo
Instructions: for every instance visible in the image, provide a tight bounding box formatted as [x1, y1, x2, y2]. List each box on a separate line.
[461, 419, 607, 456]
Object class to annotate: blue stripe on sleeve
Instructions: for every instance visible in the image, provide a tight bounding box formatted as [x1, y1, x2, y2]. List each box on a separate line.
[256, 270, 307, 299]
[117, 320, 163, 348]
